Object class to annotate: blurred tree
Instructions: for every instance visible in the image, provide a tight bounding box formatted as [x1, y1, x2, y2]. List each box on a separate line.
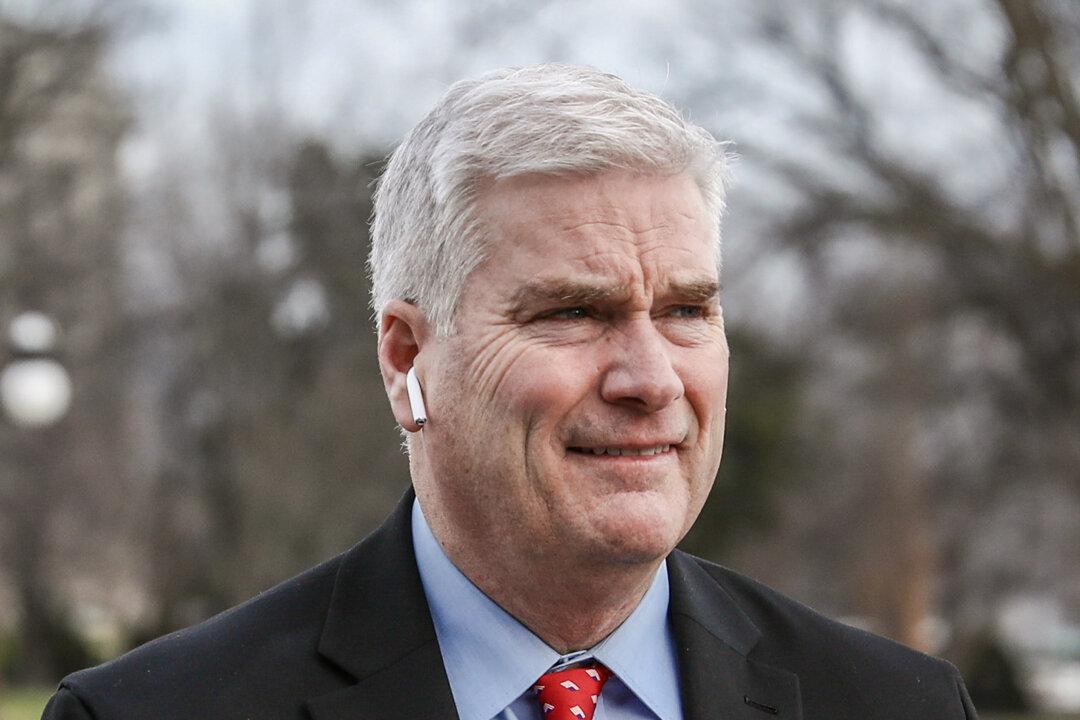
[683, 0, 1080, 651]
[0, 10, 131, 682]
[127, 125, 408, 637]
[679, 327, 806, 559]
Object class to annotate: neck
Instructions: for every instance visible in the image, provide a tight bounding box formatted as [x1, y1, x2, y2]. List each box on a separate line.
[432, 524, 661, 653]
[410, 452, 666, 653]
[483, 560, 660, 653]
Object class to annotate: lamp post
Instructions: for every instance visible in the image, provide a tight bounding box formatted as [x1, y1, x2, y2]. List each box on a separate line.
[1, 311, 73, 683]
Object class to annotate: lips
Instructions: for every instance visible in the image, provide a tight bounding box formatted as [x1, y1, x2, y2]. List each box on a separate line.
[566, 435, 685, 458]
[569, 444, 673, 457]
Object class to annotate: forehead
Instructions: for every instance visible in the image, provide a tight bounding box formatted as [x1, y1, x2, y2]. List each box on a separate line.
[472, 171, 717, 297]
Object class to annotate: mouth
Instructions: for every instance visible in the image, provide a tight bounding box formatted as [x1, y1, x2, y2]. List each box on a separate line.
[567, 443, 677, 458]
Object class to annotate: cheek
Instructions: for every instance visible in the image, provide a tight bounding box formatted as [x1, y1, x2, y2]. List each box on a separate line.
[500, 347, 596, 426]
[455, 331, 524, 404]
[433, 341, 595, 492]
[681, 355, 729, 461]
[686, 347, 729, 410]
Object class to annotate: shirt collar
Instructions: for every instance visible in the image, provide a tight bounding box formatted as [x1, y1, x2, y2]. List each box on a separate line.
[411, 497, 682, 720]
[591, 559, 682, 720]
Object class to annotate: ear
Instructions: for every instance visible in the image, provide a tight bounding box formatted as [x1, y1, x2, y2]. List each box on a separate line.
[378, 300, 434, 432]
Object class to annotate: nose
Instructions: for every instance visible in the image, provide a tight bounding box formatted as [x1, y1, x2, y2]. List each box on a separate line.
[599, 317, 684, 412]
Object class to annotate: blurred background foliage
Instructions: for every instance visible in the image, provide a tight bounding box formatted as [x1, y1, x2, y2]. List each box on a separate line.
[0, 0, 1078, 715]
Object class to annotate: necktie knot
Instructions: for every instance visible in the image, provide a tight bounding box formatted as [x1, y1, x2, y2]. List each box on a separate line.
[533, 663, 612, 720]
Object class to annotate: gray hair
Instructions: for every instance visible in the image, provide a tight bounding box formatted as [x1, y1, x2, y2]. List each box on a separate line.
[369, 63, 733, 335]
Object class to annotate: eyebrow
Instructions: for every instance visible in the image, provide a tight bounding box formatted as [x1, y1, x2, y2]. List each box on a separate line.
[666, 279, 722, 303]
[508, 278, 720, 313]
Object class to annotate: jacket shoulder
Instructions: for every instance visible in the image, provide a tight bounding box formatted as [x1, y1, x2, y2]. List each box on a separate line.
[681, 554, 974, 718]
[50, 554, 348, 720]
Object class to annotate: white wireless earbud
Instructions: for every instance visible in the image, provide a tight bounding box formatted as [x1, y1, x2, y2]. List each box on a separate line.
[406, 366, 427, 427]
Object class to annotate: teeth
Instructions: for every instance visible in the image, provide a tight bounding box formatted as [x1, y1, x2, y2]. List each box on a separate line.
[585, 445, 671, 456]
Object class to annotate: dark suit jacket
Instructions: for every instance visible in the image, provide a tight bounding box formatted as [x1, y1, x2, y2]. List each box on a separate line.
[43, 491, 977, 719]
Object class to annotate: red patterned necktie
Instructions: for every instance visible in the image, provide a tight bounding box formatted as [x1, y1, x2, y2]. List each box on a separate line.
[532, 663, 612, 720]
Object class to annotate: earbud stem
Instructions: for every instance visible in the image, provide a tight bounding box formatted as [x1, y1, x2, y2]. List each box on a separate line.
[406, 366, 427, 427]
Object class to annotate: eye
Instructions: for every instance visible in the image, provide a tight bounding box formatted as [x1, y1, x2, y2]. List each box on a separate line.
[547, 307, 590, 320]
[668, 305, 705, 319]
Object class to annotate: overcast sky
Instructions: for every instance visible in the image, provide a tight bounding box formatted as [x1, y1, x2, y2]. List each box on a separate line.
[110, 1, 729, 154]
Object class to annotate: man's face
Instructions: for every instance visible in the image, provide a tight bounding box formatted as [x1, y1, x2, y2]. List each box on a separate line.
[417, 171, 728, 572]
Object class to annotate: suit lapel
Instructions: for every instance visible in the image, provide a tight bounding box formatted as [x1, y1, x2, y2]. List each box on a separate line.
[306, 490, 459, 720]
[668, 551, 803, 720]
[303, 493, 803, 720]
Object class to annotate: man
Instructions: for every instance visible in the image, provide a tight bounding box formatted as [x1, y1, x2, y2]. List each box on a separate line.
[44, 65, 977, 719]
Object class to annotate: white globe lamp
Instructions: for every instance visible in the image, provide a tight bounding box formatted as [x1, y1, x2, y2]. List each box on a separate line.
[1, 312, 73, 428]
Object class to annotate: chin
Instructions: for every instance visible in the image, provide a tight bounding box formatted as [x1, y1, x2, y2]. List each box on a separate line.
[589, 493, 688, 565]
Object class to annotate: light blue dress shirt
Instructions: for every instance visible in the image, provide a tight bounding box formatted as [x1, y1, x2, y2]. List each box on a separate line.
[411, 498, 684, 720]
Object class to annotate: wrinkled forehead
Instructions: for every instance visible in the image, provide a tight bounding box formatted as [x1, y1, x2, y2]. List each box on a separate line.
[463, 171, 719, 306]
[480, 170, 712, 247]
[477, 169, 709, 223]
